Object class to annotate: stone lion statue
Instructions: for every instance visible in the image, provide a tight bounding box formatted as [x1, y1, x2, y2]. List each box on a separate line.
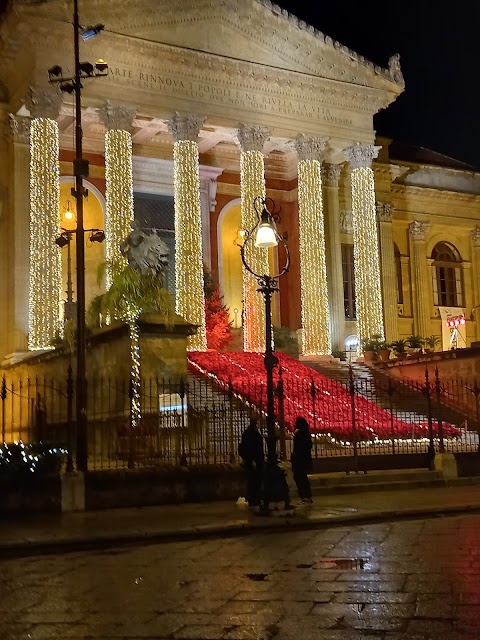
[120, 226, 170, 281]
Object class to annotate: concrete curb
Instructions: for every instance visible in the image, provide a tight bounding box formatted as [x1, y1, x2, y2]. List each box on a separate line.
[2, 502, 480, 558]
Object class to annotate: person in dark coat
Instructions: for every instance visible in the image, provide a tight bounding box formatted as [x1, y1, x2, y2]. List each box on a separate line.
[291, 416, 313, 503]
[238, 418, 264, 507]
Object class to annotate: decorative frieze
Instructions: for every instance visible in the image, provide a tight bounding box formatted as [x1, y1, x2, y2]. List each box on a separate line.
[236, 125, 270, 153]
[339, 210, 353, 234]
[8, 114, 31, 144]
[97, 102, 137, 131]
[343, 143, 381, 169]
[166, 113, 205, 142]
[25, 86, 62, 120]
[409, 220, 430, 242]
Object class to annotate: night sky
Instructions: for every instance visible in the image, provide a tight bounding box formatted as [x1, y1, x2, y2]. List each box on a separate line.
[276, 1, 480, 169]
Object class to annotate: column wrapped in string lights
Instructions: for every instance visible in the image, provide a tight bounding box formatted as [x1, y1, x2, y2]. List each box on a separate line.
[98, 103, 136, 285]
[237, 125, 270, 352]
[167, 113, 207, 351]
[295, 136, 331, 356]
[27, 88, 62, 350]
[343, 144, 384, 350]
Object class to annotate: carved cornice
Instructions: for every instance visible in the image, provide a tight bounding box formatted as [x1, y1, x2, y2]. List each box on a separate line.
[391, 183, 480, 204]
[7, 114, 30, 144]
[97, 102, 137, 131]
[343, 143, 381, 169]
[471, 228, 480, 247]
[24, 86, 62, 120]
[322, 163, 341, 188]
[376, 201, 393, 223]
[339, 210, 353, 234]
[236, 124, 270, 153]
[166, 113, 205, 142]
[293, 135, 327, 162]
[409, 220, 430, 242]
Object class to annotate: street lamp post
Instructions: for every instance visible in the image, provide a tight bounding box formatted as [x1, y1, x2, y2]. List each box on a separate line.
[240, 197, 290, 469]
[48, 0, 107, 471]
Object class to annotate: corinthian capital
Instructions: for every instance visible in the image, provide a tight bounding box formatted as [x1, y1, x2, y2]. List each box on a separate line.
[322, 163, 341, 187]
[376, 201, 393, 223]
[471, 227, 480, 247]
[25, 86, 62, 120]
[7, 114, 31, 144]
[343, 143, 381, 169]
[409, 220, 430, 241]
[97, 102, 137, 132]
[294, 135, 327, 162]
[166, 113, 205, 142]
[236, 124, 270, 153]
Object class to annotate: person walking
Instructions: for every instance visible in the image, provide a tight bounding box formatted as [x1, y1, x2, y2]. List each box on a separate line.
[238, 418, 264, 508]
[291, 416, 313, 504]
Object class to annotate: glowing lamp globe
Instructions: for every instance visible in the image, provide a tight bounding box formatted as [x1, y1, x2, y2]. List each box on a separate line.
[254, 209, 278, 248]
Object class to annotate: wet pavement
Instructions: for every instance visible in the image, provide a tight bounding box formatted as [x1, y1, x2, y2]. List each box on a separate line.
[1, 513, 480, 639]
[3, 483, 480, 555]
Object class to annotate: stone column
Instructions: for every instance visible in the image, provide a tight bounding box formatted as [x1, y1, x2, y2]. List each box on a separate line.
[343, 144, 384, 349]
[98, 103, 136, 278]
[377, 202, 399, 342]
[6, 115, 31, 354]
[167, 113, 207, 351]
[237, 125, 270, 353]
[470, 227, 480, 340]
[322, 163, 345, 352]
[25, 87, 62, 350]
[409, 220, 431, 339]
[294, 136, 331, 356]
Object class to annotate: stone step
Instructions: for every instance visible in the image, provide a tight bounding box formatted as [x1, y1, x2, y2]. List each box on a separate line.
[310, 468, 442, 486]
[310, 477, 446, 496]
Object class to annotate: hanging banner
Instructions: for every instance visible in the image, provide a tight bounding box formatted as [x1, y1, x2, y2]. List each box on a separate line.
[439, 307, 467, 351]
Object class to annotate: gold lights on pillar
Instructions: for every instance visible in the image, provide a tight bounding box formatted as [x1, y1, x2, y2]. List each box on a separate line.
[240, 150, 269, 352]
[29, 118, 61, 350]
[295, 136, 331, 356]
[104, 129, 134, 285]
[343, 144, 384, 350]
[172, 138, 207, 351]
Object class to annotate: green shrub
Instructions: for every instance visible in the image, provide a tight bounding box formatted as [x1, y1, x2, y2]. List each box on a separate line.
[0, 442, 66, 476]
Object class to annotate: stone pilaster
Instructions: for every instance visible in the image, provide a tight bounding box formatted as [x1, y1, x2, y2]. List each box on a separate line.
[167, 113, 207, 351]
[237, 124, 270, 353]
[6, 115, 31, 353]
[343, 144, 384, 350]
[294, 136, 330, 355]
[322, 163, 345, 351]
[409, 220, 431, 339]
[98, 103, 136, 273]
[377, 201, 399, 342]
[471, 227, 480, 340]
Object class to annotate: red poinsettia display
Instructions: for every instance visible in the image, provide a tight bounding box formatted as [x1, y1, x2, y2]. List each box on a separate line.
[188, 351, 461, 442]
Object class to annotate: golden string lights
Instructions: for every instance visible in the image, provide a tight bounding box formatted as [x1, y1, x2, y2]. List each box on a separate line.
[239, 148, 269, 352]
[344, 144, 384, 351]
[295, 137, 331, 356]
[29, 118, 61, 350]
[105, 129, 134, 286]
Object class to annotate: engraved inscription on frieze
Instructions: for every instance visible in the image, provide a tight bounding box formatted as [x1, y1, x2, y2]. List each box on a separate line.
[106, 65, 354, 126]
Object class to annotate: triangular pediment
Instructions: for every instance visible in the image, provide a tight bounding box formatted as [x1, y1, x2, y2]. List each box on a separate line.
[12, 0, 403, 93]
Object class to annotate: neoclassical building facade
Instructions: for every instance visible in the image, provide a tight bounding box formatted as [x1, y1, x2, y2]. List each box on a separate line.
[0, 0, 479, 363]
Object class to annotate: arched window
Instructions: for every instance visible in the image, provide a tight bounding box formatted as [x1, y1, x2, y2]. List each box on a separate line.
[431, 242, 463, 307]
[341, 243, 356, 320]
[394, 243, 403, 305]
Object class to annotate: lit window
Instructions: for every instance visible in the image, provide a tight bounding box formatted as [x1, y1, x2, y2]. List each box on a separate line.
[431, 242, 463, 307]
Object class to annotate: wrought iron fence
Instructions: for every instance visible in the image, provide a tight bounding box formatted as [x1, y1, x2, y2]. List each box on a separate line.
[1, 366, 479, 470]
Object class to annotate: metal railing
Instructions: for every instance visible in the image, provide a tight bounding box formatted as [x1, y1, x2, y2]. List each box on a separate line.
[1, 366, 479, 470]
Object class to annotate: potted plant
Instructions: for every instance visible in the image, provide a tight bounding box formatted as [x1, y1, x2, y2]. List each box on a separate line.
[377, 340, 391, 362]
[424, 334, 441, 354]
[391, 339, 408, 360]
[362, 334, 382, 363]
[406, 335, 424, 355]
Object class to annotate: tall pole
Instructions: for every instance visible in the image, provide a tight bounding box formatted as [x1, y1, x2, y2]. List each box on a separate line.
[262, 277, 278, 465]
[73, 0, 88, 471]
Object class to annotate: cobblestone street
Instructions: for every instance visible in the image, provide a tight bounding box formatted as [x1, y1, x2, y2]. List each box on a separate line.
[2, 514, 480, 640]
